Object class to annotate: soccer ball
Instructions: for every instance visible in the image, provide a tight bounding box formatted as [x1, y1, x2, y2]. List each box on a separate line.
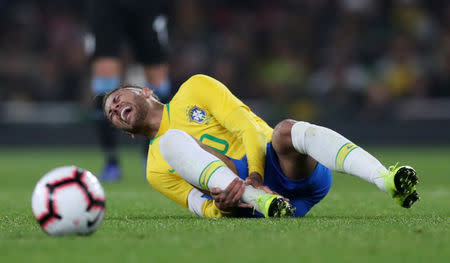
[31, 166, 106, 236]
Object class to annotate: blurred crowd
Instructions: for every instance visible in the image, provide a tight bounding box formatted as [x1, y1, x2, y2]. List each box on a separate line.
[0, 0, 449, 122]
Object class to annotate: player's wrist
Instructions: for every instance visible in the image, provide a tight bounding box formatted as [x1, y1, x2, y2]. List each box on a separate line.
[248, 172, 263, 184]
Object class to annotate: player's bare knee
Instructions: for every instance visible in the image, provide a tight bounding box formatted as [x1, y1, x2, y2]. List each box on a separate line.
[273, 119, 297, 153]
[274, 119, 297, 138]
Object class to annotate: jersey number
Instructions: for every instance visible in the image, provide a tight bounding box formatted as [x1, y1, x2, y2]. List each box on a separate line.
[199, 134, 229, 154]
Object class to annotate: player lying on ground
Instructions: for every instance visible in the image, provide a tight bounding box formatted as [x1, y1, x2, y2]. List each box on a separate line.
[103, 74, 420, 218]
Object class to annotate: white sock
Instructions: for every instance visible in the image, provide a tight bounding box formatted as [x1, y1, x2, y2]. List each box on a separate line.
[291, 122, 387, 191]
[159, 129, 268, 211]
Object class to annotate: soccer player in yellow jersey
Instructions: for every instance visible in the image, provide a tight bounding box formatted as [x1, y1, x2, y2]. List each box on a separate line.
[103, 74, 420, 218]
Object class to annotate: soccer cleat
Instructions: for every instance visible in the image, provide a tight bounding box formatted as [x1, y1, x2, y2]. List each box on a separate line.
[380, 165, 419, 208]
[254, 193, 295, 218]
[99, 162, 122, 182]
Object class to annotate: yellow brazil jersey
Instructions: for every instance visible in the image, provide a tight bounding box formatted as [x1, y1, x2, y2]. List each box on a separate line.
[146, 74, 273, 218]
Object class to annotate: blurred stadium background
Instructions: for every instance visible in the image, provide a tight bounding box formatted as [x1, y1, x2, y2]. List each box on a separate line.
[0, 0, 449, 145]
[1, 1, 449, 262]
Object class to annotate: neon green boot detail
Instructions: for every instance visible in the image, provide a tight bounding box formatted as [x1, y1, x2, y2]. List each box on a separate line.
[254, 193, 295, 218]
[379, 164, 420, 208]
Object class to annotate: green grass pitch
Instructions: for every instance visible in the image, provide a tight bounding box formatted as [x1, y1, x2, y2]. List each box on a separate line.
[0, 146, 449, 263]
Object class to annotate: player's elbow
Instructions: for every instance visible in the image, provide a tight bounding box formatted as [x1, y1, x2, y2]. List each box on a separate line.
[188, 74, 209, 82]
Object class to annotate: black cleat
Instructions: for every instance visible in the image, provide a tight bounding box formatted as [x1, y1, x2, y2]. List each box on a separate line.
[268, 197, 296, 217]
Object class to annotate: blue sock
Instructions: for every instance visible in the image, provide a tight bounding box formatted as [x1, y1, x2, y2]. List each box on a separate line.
[146, 78, 171, 101]
[92, 76, 121, 95]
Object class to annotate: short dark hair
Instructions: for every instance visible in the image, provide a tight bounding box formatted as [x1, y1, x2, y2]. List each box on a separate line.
[101, 84, 160, 111]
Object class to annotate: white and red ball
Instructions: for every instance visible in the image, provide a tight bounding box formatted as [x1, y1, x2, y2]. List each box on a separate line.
[31, 166, 106, 236]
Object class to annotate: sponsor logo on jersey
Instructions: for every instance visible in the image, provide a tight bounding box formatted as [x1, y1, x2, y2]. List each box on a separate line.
[187, 106, 210, 124]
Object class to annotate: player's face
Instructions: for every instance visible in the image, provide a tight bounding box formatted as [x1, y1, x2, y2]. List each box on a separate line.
[104, 89, 150, 133]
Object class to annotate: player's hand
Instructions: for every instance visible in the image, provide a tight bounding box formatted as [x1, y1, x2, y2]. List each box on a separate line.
[245, 172, 264, 188]
[210, 178, 253, 210]
[245, 172, 273, 194]
[245, 172, 289, 201]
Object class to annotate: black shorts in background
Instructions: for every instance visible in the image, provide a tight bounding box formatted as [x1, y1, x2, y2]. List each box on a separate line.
[88, 0, 169, 65]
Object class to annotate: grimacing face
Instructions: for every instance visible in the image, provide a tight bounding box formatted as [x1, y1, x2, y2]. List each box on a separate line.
[103, 88, 150, 133]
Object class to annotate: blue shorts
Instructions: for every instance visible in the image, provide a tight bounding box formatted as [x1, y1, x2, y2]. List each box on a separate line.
[229, 142, 333, 217]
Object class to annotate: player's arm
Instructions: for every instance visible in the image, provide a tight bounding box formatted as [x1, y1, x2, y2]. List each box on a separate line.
[147, 171, 235, 218]
[182, 74, 267, 179]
